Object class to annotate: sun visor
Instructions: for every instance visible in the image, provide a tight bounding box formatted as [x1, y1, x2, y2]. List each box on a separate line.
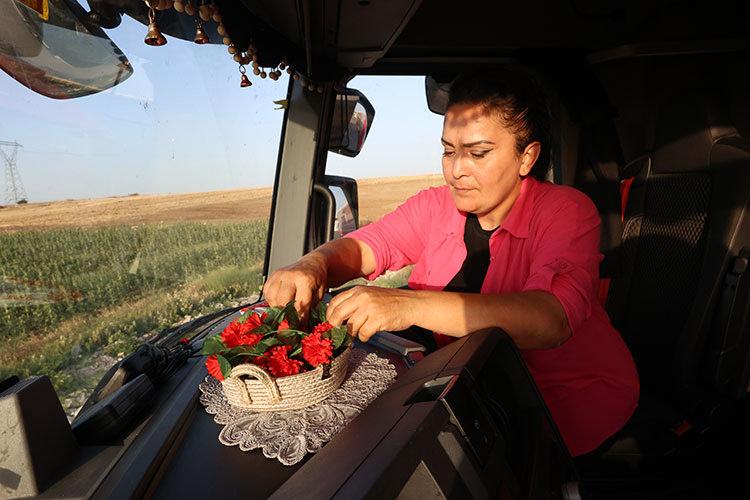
[0, 0, 133, 99]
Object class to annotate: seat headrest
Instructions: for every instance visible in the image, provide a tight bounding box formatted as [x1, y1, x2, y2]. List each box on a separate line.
[651, 92, 738, 173]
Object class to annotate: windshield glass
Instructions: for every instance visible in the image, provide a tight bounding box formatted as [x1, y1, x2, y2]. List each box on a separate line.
[0, 1, 286, 419]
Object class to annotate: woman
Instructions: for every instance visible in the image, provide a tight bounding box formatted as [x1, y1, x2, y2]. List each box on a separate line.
[263, 70, 639, 457]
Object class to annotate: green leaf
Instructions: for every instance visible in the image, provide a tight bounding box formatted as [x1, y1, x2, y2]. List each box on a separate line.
[201, 336, 226, 355]
[255, 324, 274, 336]
[311, 301, 327, 326]
[217, 354, 232, 379]
[330, 325, 348, 350]
[289, 345, 302, 357]
[265, 305, 286, 325]
[284, 304, 300, 329]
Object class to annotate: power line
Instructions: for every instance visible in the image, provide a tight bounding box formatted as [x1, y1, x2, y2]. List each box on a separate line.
[0, 140, 28, 204]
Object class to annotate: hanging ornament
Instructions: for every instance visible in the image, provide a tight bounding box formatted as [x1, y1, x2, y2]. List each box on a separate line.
[184, 1, 196, 16]
[228, 45, 237, 54]
[198, 1, 212, 21]
[212, 5, 222, 23]
[260, 70, 267, 79]
[217, 23, 227, 37]
[253, 68, 260, 76]
[239, 65, 252, 88]
[286, 66, 293, 75]
[144, 7, 167, 46]
[155, 0, 173, 10]
[174, 0, 185, 13]
[222, 37, 232, 46]
[269, 71, 279, 81]
[194, 19, 209, 44]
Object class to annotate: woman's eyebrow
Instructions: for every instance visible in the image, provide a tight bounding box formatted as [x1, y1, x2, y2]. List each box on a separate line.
[441, 138, 496, 147]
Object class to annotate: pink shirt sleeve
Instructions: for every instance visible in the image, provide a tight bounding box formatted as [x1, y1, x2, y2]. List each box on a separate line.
[522, 189, 603, 334]
[344, 189, 435, 281]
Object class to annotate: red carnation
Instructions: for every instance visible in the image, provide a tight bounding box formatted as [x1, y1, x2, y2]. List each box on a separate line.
[206, 355, 224, 381]
[221, 313, 265, 349]
[240, 311, 267, 333]
[277, 319, 291, 331]
[264, 345, 303, 377]
[312, 321, 334, 336]
[301, 331, 334, 367]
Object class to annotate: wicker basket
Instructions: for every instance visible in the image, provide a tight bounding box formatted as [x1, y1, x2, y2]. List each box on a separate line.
[221, 346, 352, 411]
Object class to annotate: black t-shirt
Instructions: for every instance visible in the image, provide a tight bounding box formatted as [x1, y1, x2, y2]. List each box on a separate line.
[443, 213, 498, 293]
[400, 214, 497, 351]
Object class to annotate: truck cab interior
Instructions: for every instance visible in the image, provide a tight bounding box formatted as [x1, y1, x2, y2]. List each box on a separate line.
[1, 0, 750, 498]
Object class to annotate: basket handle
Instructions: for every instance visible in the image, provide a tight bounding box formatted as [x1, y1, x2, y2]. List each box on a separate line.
[225, 364, 282, 405]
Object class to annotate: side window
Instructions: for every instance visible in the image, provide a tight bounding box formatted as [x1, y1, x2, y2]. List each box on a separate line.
[325, 76, 444, 287]
[0, 5, 286, 418]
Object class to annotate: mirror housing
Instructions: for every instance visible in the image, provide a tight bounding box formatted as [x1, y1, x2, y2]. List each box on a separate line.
[328, 88, 375, 157]
[0, 0, 133, 99]
[325, 175, 359, 238]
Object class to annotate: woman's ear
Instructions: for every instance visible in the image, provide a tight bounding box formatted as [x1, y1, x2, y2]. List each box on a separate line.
[519, 141, 541, 176]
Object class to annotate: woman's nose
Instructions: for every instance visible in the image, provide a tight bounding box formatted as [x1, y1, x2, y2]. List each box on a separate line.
[451, 154, 468, 179]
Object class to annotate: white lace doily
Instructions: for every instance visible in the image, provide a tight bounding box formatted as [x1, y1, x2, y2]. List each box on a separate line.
[198, 349, 397, 466]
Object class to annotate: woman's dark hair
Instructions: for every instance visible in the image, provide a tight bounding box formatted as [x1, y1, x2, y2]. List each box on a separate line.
[447, 68, 553, 180]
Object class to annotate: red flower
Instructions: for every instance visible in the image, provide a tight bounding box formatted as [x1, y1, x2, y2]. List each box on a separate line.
[206, 355, 224, 381]
[241, 311, 267, 333]
[301, 331, 334, 367]
[312, 321, 334, 336]
[264, 345, 303, 377]
[277, 319, 291, 331]
[221, 312, 266, 349]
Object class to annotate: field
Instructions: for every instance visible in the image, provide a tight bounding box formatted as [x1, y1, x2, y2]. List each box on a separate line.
[0, 175, 443, 416]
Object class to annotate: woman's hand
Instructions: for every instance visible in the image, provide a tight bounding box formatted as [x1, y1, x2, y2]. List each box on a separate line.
[263, 253, 328, 323]
[326, 286, 417, 342]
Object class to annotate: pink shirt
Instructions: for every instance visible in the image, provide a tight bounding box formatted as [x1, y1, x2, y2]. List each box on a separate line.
[346, 176, 639, 456]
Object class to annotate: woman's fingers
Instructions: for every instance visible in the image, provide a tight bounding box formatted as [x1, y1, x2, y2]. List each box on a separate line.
[326, 287, 357, 325]
[357, 318, 381, 342]
[347, 310, 368, 338]
[295, 285, 314, 323]
[328, 289, 363, 327]
[274, 280, 297, 308]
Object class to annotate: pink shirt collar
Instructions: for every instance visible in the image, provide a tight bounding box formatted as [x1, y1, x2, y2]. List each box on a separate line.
[443, 176, 536, 240]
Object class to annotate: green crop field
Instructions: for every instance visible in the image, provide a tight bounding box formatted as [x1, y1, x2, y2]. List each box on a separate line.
[0, 221, 268, 407]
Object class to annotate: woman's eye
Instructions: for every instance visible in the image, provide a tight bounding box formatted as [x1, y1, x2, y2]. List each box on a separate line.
[470, 151, 489, 159]
[442, 150, 455, 157]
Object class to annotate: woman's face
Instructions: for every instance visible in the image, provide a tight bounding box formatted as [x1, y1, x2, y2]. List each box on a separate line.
[441, 102, 538, 228]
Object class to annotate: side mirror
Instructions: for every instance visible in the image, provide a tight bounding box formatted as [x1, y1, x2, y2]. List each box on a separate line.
[0, 0, 133, 99]
[307, 175, 359, 252]
[325, 175, 359, 238]
[328, 88, 375, 157]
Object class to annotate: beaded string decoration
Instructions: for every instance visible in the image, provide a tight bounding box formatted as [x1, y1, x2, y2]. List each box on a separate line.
[141, 0, 324, 92]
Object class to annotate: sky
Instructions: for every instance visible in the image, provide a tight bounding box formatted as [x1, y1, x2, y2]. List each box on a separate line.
[0, 4, 444, 203]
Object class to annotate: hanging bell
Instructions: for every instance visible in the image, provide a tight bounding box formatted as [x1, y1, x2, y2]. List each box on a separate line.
[144, 9, 167, 46]
[240, 74, 252, 88]
[193, 20, 209, 44]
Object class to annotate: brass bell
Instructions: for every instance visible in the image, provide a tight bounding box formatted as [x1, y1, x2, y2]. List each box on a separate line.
[144, 9, 167, 46]
[240, 74, 252, 88]
[194, 21, 209, 44]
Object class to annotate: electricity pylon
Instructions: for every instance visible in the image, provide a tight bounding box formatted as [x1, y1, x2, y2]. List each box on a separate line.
[0, 141, 27, 204]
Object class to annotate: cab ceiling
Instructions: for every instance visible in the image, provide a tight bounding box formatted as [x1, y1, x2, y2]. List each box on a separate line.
[224, 0, 750, 78]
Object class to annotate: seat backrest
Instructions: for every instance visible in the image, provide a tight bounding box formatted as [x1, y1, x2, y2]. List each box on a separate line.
[606, 92, 750, 407]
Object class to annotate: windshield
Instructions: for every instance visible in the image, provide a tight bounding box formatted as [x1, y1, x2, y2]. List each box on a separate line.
[0, 1, 286, 419]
